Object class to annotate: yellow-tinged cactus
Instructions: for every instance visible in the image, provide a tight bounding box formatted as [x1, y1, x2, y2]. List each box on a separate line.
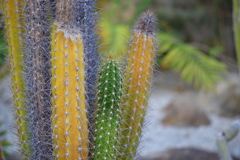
[51, 24, 88, 160]
[117, 11, 156, 159]
[3, 0, 30, 156]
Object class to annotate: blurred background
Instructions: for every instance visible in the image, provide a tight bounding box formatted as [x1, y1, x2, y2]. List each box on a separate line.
[0, 0, 240, 159]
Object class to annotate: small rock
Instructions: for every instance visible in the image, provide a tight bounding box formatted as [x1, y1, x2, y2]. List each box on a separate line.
[216, 74, 240, 117]
[162, 93, 210, 127]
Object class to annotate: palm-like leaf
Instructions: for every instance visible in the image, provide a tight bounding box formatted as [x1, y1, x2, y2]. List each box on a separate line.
[159, 33, 226, 90]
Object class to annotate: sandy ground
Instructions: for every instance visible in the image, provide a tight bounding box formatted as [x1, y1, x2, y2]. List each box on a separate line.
[139, 88, 240, 158]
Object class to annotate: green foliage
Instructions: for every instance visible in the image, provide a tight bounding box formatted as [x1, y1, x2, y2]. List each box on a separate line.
[99, 18, 130, 54]
[209, 45, 223, 58]
[0, 29, 7, 68]
[133, 0, 154, 20]
[0, 122, 11, 158]
[159, 33, 226, 90]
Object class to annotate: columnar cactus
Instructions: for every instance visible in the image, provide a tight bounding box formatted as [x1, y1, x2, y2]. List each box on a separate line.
[51, 26, 88, 160]
[117, 11, 156, 159]
[23, 0, 53, 159]
[93, 58, 122, 160]
[3, 0, 30, 157]
[50, 0, 88, 159]
[75, 1, 100, 153]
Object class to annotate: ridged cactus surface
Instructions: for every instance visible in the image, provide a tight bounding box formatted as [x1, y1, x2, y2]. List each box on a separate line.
[93, 58, 121, 160]
[117, 11, 156, 159]
[51, 24, 88, 160]
[3, 0, 30, 157]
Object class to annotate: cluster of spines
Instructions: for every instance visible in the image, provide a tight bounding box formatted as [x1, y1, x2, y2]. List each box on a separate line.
[117, 11, 156, 159]
[93, 58, 121, 160]
[3, 0, 30, 157]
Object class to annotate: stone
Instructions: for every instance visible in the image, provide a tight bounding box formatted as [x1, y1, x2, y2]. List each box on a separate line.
[162, 93, 210, 127]
[215, 74, 240, 117]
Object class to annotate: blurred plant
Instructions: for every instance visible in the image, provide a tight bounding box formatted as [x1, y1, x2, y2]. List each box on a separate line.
[159, 33, 226, 90]
[98, 0, 153, 54]
[0, 30, 7, 68]
[233, 0, 240, 71]
[0, 122, 11, 159]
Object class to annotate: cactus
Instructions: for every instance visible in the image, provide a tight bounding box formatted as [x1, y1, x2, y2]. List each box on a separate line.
[93, 57, 122, 160]
[23, 0, 53, 159]
[50, 0, 88, 159]
[51, 25, 88, 159]
[217, 120, 240, 160]
[75, 0, 100, 154]
[4, 0, 158, 159]
[117, 11, 156, 159]
[3, 0, 31, 157]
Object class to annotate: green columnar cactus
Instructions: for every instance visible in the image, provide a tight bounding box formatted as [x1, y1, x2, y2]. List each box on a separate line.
[117, 11, 156, 159]
[3, 0, 30, 157]
[93, 57, 122, 160]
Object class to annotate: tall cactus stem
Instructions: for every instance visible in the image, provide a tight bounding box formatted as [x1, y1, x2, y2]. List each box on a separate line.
[23, 0, 54, 159]
[3, 0, 31, 157]
[75, 1, 100, 153]
[93, 58, 122, 160]
[51, 24, 88, 160]
[117, 11, 156, 159]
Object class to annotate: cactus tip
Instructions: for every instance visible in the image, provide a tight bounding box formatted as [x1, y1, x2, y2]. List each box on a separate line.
[134, 11, 156, 35]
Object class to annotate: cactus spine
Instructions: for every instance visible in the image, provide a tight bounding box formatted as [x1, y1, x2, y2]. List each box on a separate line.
[93, 58, 121, 160]
[3, 0, 30, 157]
[117, 11, 156, 159]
